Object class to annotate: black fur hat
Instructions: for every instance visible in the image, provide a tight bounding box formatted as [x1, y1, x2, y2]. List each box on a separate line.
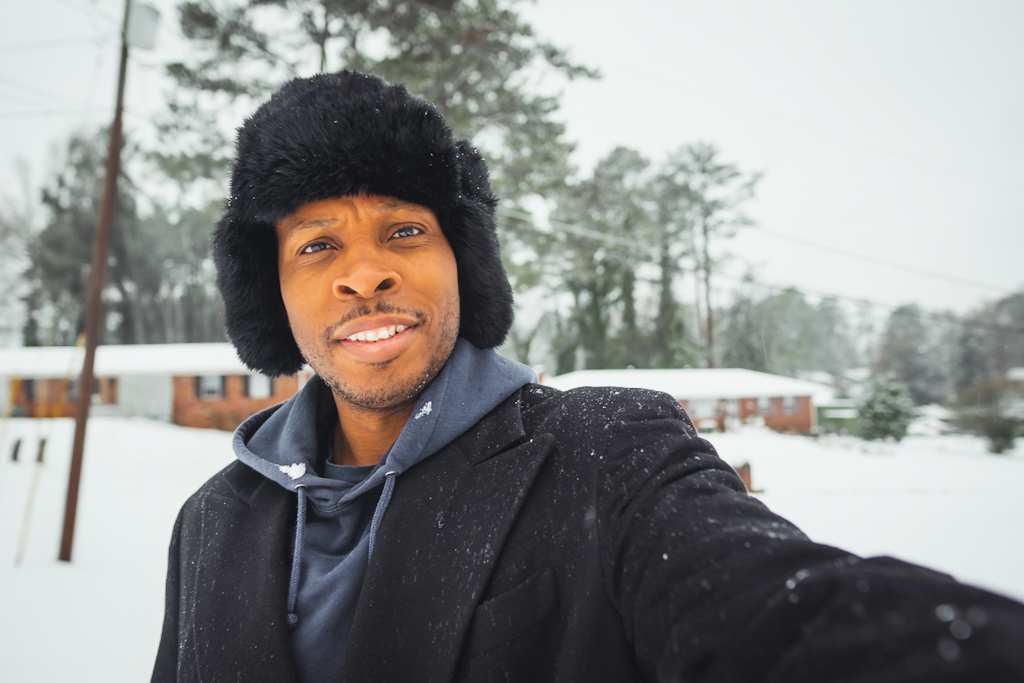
[213, 70, 514, 377]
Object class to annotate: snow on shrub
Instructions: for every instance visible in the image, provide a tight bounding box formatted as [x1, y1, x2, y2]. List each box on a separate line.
[858, 374, 915, 442]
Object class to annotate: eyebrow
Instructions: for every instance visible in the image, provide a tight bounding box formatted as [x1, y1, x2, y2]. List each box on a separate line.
[291, 218, 338, 231]
[368, 200, 431, 216]
[290, 201, 430, 231]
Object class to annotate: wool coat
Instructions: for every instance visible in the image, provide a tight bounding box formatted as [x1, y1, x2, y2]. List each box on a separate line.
[152, 384, 1024, 682]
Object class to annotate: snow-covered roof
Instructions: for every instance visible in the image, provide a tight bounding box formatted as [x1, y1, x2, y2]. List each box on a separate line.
[543, 367, 835, 403]
[0, 343, 266, 378]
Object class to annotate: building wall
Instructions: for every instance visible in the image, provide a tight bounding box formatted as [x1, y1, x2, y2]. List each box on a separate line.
[3, 375, 120, 418]
[6, 377, 73, 417]
[762, 396, 813, 433]
[172, 374, 300, 430]
[118, 375, 173, 421]
[679, 395, 814, 434]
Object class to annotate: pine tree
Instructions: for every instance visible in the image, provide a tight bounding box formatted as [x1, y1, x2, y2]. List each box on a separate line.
[858, 374, 915, 442]
[160, 0, 596, 202]
[547, 147, 652, 370]
[23, 130, 147, 346]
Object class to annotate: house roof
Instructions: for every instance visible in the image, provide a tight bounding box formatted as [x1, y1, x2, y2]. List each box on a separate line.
[543, 367, 835, 403]
[0, 343, 277, 379]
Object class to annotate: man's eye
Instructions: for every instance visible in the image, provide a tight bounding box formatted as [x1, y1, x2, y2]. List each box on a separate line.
[301, 242, 330, 254]
[392, 226, 422, 239]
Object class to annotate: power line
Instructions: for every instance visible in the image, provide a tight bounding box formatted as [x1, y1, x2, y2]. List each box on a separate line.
[0, 37, 100, 54]
[498, 206, 658, 262]
[711, 266, 1024, 337]
[0, 107, 107, 120]
[500, 206, 641, 251]
[47, 0, 117, 25]
[748, 226, 1011, 294]
[0, 76, 74, 106]
[0, 88, 52, 109]
[501, 205, 1015, 299]
[495, 206, 1024, 337]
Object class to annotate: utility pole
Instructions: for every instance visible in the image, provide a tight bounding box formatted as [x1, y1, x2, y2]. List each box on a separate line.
[59, 0, 158, 562]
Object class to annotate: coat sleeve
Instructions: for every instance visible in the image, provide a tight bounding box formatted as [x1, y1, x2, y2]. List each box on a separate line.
[594, 391, 1024, 682]
[151, 506, 185, 683]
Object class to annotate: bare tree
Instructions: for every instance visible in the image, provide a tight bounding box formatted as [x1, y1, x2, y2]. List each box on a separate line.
[658, 143, 760, 367]
[0, 159, 36, 346]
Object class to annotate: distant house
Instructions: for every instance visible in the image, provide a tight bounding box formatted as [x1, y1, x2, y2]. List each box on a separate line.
[0, 343, 310, 430]
[543, 368, 834, 434]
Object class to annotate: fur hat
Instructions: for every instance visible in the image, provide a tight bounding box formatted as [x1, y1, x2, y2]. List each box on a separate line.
[213, 70, 514, 377]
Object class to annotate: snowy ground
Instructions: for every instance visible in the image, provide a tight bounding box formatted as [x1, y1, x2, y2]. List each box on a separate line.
[704, 428, 1024, 603]
[0, 417, 1021, 681]
[0, 418, 234, 682]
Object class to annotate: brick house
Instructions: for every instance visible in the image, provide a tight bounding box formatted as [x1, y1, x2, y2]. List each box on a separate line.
[0, 343, 310, 431]
[543, 368, 833, 435]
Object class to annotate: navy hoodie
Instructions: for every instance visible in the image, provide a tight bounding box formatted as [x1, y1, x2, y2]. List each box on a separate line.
[232, 340, 536, 683]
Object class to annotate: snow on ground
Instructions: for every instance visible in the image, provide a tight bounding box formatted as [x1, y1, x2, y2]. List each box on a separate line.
[0, 417, 1022, 681]
[704, 427, 1024, 603]
[0, 417, 234, 682]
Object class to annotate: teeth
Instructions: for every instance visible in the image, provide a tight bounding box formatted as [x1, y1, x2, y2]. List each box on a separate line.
[346, 324, 408, 342]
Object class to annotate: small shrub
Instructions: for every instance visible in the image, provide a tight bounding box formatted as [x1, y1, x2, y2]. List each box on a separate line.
[858, 374, 915, 442]
[955, 379, 1024, 454]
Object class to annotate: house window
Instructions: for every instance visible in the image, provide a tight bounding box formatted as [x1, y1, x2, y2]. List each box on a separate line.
[195, 375, 225, 400]
[782, 396, 798, 415]
[758, 396, 774, 416]
[688, 399, 717, 419]
[245, 374, 273, 399]
[67, 378, 102, 403]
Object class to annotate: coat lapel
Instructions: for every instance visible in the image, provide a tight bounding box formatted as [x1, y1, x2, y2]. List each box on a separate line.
[188, 463, 299, 682]
[341, 391, 553, 682]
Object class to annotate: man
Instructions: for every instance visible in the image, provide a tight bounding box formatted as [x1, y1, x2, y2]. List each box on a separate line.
[153, 71, 1024, 683]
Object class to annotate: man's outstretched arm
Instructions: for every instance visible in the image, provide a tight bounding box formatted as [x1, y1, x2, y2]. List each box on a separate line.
[596, 392, 1024, 682]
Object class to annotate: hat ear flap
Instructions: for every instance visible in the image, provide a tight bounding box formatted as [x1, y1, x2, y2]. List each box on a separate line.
[213, 216, 305, 377]
[446, 141, 513, 348]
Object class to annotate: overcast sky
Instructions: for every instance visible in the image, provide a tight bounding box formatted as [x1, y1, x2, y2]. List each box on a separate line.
[2, 0, 1022, 317]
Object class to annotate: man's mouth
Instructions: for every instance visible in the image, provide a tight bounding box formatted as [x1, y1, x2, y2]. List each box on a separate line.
[344, 324, 408, 342]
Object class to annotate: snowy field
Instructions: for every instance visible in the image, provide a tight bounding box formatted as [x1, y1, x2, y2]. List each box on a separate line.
[0, 417, 1021, 682]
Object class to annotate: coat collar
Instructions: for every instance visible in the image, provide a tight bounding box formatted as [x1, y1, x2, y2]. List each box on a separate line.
[341, 387, 554, 681]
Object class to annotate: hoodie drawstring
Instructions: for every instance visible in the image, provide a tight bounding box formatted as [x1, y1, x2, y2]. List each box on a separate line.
[287, 485, 307, 630]
[368, 471, 398, 560]
[286, 471, 397, 630]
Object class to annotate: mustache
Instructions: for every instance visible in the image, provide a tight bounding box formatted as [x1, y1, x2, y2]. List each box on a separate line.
[321, 300, 427, 343]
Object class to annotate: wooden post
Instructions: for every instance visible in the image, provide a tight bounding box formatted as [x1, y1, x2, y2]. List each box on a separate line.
[59, 0, 132, 563]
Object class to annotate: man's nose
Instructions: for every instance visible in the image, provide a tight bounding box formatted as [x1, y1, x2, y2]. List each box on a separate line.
[332, 249, 401, 300]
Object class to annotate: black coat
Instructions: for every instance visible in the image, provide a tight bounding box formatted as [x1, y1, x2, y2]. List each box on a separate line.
[153, 385, 1024, 682]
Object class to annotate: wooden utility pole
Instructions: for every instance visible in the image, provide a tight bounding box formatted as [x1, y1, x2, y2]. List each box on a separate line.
[59, 0, 132, 562]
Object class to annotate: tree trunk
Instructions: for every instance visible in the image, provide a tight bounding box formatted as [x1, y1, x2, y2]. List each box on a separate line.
[702, 215, 715, 368]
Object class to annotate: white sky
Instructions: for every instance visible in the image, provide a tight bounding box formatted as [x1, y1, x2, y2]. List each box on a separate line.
[1, 0, 1022, 316]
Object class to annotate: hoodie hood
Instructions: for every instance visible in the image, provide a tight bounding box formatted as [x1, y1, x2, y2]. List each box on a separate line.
[233, 338, 536, 513]
[230, 339, 535, 681]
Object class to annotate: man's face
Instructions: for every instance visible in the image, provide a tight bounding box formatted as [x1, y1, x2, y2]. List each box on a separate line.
[276, 195, 460, 411]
